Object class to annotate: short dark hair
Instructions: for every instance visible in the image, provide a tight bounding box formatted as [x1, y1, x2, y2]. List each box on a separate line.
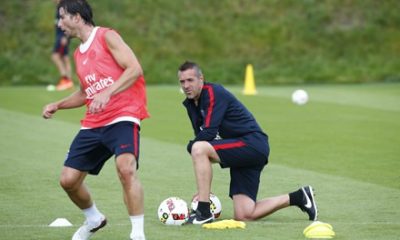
[178, 61, 203, 77]
[58, 0, 95, 26]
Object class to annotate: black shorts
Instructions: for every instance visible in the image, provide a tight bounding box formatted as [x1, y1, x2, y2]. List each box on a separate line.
[209, 132, 269, 201]
[64, 121, 140, 175]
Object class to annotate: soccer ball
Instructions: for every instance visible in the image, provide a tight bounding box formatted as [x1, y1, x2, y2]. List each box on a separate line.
[191, 193, 222, 219]
[292, 89, 309, 105]
[158, 197, 189, 225]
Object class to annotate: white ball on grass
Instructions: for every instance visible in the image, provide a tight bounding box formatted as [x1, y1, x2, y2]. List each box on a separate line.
[157, 197, 189, 225]
[191, 193, 222, 219]
[292, 89, 309, 105]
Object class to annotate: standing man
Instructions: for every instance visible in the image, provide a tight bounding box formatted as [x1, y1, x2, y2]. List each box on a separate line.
[178, 61, 317, 224]
[51, 0, 74, 91]
[42, 1, 149, 239]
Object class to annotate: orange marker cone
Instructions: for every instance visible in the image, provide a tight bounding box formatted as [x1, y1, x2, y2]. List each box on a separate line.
[243, 64, 257, 95]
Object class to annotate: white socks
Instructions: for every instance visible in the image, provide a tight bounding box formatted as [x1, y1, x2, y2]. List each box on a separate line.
[82, 203, 103, 224]
[130, 215, 145, 239]
[82, 204, 144, 239]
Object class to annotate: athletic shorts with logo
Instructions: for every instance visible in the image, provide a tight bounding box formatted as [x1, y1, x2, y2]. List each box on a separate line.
[209, 132, 269, 202]
[64, 121, 140, 175]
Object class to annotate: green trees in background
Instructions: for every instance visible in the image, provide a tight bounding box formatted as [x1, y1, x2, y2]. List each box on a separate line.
[1, 0, 399, 86]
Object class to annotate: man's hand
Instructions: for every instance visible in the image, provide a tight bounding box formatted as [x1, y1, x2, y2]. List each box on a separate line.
[42, 103, 58, 119]
[89, 91, 111, 114]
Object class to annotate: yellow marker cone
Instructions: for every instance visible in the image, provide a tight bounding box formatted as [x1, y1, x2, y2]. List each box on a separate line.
[202, 219, 246, 229]
[243, 64, 257, 95]
[304, 221, 335, 239]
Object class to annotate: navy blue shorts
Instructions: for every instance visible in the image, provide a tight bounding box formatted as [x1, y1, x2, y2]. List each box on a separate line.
[209, 132, 269, 202]
[53, 32, 69, 55]
[64, 121, 140, 175]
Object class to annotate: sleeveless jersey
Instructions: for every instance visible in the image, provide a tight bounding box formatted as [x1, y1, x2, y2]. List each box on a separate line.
[74, 27, 149, 128]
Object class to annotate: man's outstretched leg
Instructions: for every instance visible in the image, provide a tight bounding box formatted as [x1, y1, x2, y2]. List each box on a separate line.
[232, 186, 318, 221]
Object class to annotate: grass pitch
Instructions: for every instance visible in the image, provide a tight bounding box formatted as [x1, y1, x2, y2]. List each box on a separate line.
[0, 83, 399, 239]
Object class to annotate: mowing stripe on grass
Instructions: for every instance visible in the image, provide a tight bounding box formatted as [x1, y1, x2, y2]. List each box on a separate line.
[1, 108, 399, 239]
